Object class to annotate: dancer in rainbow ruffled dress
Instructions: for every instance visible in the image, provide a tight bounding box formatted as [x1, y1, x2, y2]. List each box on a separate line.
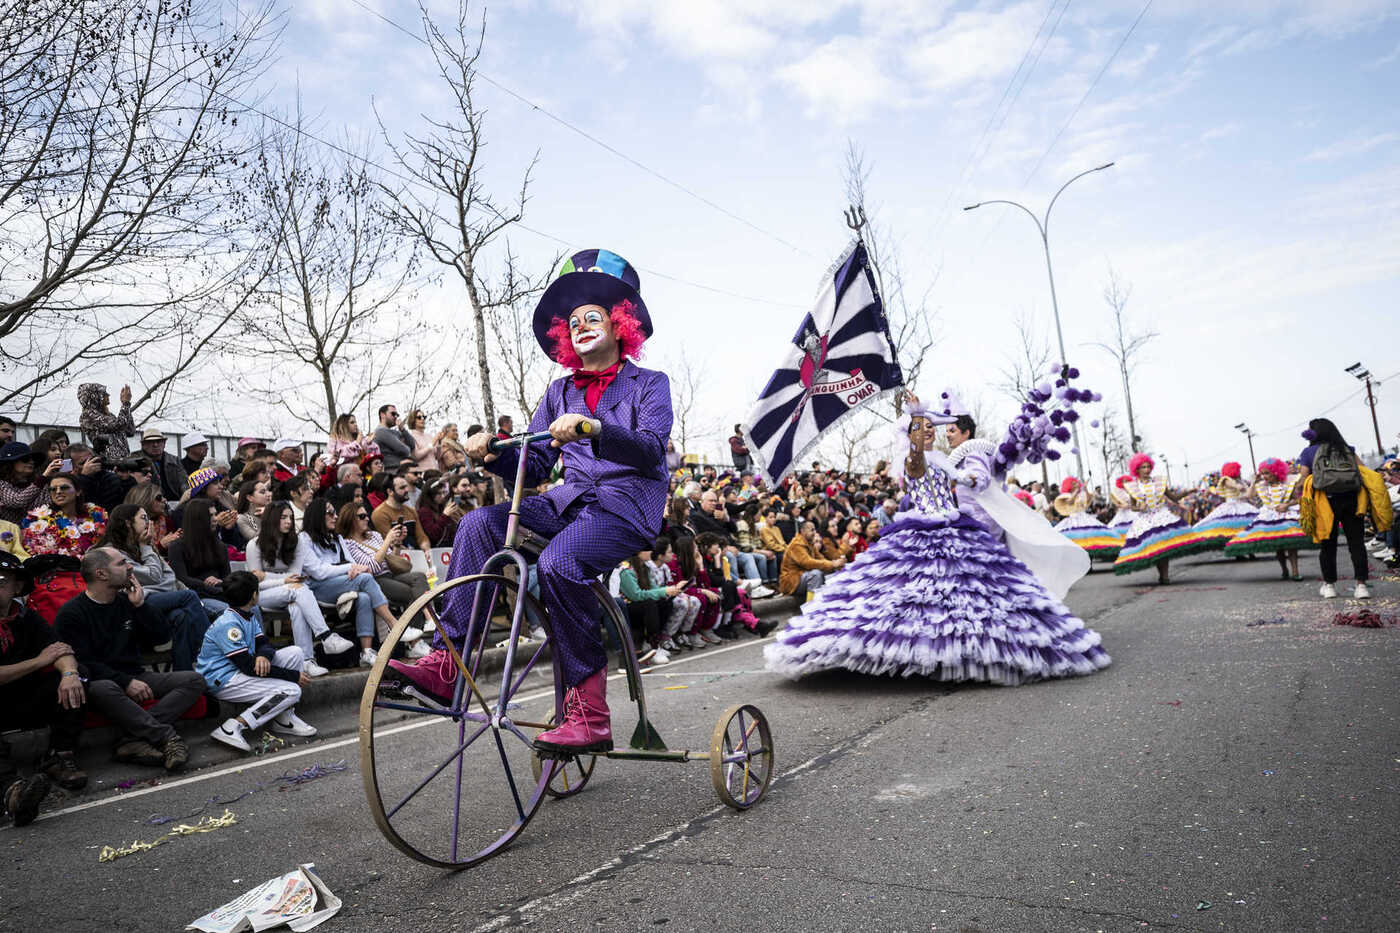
[1113, 454, 1215, 583]
[1223, 457, 1314, 579]
[1052, 476, 1123, 562]
[1190, 462, 1259, 552]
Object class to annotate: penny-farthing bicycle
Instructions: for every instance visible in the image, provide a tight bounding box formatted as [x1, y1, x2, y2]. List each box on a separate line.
[359, 426, 775, 869]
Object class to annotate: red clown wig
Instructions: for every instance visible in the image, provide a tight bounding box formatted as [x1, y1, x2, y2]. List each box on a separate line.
[1060, 475, 1080, 494]
[1258, 457, 1288, 484]
[1220, 461, 1242, 480]
[1114, 473, 1131, 489]
[545, 299, 648, 371]
[1128, 452, 1155, 477]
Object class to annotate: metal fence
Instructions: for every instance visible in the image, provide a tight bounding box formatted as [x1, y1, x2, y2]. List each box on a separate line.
[12, 422, 324, 466]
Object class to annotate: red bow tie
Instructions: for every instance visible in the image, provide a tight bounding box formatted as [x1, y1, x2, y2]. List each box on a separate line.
[573, 362, 622, 413]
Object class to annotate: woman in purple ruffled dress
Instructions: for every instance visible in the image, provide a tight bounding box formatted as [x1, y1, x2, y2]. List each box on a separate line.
[765, 389, 1110, 685]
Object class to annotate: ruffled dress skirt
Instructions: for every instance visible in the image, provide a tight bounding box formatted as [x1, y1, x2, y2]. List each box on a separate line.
[1107, 509, 1137, 534]
[1223, 506, 1317, 556]
[1053, 511, 1124, 561]
[1113, 506, 1216, 575]
[1191, 499, 1260, 551]
[764, 509, 1111, 685]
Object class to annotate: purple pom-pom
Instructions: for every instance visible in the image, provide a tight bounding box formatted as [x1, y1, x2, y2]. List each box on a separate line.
[1054, 379, 1066, 388]
[1037, 382, 1052, 396]
[1301, 429, 1317, 441]
[1091, 392, 1103, 402]
[1064, 410, 1080, 423]
[940, 392, 948, 399]
[1054, 427, 1071, 442]
[1090, 420, 1100, 428]
[1047, 450, 1061, 461]
[1068, 367, 1080, 379]
[1029, 453, 1043, 464]
[1070, 447, 1080, 455]
[1050, 410, 1064, 425]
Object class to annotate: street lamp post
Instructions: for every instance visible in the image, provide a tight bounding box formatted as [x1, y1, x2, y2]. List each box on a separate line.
[1158, 453, 1172, 488]
[1345, 362, 1385, 456]
[965, 162, 1115, 479]
[1234, 422, 1257, 472]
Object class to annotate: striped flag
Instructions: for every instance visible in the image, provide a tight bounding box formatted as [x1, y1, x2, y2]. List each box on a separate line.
[743, 240, 904, 483]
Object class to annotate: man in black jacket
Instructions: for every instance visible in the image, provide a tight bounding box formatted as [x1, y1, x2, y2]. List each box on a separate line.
[68, 443, 124, 511]
[54, 548, 204, 772]
[0, 553, 87, 825]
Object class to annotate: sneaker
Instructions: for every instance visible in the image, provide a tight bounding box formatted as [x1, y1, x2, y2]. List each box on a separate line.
[210, 719, 252, 753]
[303, 660, 330, 677]
[649, 647, 671, 665]
[750, 584, 776, 599]
[700, 630, 722, 645]
[528, 626, 547, 642]
[1319, 583, 1338, 599]
[161, 735, 189, 772]
[360, 647, 378, 666]
[1354, 582, 1372, 600]
[400, 626, 424, 643]
[660, 638, 679, 652]
[113, 738, 165, 767]
[269, 712, 317, 737]
[756, 619, 779, 637]
[321, 632, 356, 655]
[404, 639, 431, 660]
[39, 750, 87, 791]
[4, 774, 50, 827]
[421, 618, 437, 633]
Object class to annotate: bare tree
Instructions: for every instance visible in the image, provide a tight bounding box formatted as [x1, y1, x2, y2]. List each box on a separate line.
[237, 112, 420, 432]
[484, 244, 558, 423]
[843, 142, 939, 401]
[1091, 265, 1157, 454]
[669, 348, 703, 455]
[995, 307, 1056, 486]
[377, 0, 541, 430]
[0, 0, 280, 415]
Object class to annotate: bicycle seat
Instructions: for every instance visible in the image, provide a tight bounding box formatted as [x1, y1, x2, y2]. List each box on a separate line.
[515, 525, 553, 558]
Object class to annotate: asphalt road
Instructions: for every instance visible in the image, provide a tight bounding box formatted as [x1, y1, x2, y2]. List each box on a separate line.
[4, 555, 1397, 932]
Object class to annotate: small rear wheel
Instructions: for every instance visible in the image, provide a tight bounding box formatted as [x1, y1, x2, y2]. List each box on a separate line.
[709, 703, 774, 810]
[530, 717, 598, 798]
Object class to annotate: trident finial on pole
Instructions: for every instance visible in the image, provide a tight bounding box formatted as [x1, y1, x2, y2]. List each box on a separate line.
[844, 205, 866, 233]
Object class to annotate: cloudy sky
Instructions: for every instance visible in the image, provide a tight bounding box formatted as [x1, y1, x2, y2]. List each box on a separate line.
[235, 0, 1399, 477]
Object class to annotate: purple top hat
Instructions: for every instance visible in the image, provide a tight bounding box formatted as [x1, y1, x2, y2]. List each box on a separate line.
[532, 248, 652, 354]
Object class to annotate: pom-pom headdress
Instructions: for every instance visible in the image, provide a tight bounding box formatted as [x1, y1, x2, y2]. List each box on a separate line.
[990, 364, 1101, 475]
[1258, 457, 1288, 484]
[1128, 452, 1154, 477]
[1221, 461, 1242, 480]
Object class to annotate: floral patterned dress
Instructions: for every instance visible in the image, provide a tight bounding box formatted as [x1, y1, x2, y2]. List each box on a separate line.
[21, 504, 108, 558]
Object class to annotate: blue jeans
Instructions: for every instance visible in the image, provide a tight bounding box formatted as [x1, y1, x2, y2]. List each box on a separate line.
[308, 573, 388, 639]
[145, 589, 214, 671]
[730, 550, 775, 582]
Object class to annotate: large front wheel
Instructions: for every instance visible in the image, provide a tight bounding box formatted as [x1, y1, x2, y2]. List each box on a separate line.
[359, 572, 556, 869]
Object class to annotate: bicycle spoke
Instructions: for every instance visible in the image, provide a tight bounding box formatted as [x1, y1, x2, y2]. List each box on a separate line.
[386, 719, 490, 819]
[493, 729, 526, 821]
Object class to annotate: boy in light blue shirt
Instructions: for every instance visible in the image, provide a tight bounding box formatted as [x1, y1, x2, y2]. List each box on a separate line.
[196, 572, 316, 753]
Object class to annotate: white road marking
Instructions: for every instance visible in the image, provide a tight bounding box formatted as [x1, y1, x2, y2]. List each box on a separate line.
[24, 635, 775, 825]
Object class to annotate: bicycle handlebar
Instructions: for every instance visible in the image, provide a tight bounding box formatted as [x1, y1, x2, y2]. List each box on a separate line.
[487, 418, 601, 453]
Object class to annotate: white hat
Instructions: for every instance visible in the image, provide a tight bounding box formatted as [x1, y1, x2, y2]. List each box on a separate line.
[272, 437, 300, 451]
[182, 431, 208, 449]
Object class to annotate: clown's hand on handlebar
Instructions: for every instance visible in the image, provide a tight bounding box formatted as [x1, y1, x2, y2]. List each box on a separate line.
[548, 414, 601, 448]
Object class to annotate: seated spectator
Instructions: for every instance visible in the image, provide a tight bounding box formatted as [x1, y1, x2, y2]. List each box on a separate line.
[55, 548, 203, 772]
[759, 508, 787, 556]
[1, 442, 59, 524]
[0, 417, 11, 445]
[100, 503, 225, 670]
[77, 383, 135, 463]
[307, 452, 328, 486]
[198, 572, 316, 754]
[229, 437, 266, 480]
[670, 536, 722, 648]
[29, 429, 70, 470]
[863, 517, 881, 546]
[123, 482, 179, 555]
[339, 502, 430, 624]
[436, 423, 466, 472]
[244, 503, 356, 675]
[366, 471, 391, 510]
[695, 532, 768, 638]
[734, 503, 778, 585]
[495, 415, 514, 441]
[874, 498, 899, 527]
[647, 538, 699, 653]
[68, 443, 124, 512]
[775, 503, 800, 543]
[281, 472, 314, 530]
[112, 457, 151, 500]
[778, 521, 844, 602]
[663, 496, 695, 541]
[326, 462, 365, 512]
[172, 467, 239, 537]
[842, 518, 869, 558]
[371, 475, 432, 551]
[406, 409, 438, 471]
[240, 449, 279, 487]
[302, 498, 422, 666]
[234, 478, 272, 545]
[618, 546, 688, 665]
[0, 553, 87, 826]
[22, 473, 107, 559]
[179, 432, 208, 476]
[449, 472, 480, 513]
[820, 516, 848, 562]
[168, 500, 233, 603]
[326, 414, 379, 472]
[139, 429, 188, 501]
[418, 478, 464, 548]
[270, 438, 305, 485]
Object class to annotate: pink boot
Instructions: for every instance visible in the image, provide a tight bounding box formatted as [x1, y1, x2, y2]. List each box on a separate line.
[534, 668, 612, 757]
[385, 648, 457, 708]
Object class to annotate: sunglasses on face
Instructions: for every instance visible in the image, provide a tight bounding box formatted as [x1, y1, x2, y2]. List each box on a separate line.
[356, 512, 369, 520]
[50, 485, 75, 493]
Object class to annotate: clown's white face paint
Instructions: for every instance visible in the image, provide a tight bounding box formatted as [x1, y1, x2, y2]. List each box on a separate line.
[569, 304, 620, 369]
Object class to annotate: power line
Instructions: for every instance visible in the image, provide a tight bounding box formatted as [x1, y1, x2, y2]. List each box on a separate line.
[345, 0, 815, 259]
[1022, 0, 1155, 185]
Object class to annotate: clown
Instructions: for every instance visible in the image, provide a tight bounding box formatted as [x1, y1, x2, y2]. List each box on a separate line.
[1190, 461, 1260, 552]
[387, 249, 672, 756]
[1112, 453, 1213, 583]
[1052, 475, 1124, 561]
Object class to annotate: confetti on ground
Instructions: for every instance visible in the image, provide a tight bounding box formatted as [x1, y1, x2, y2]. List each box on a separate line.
[116, 777, 163, 793]
[1332, 609, 1399, 628]
[662, 684, 689, 691]
[1246, 616, 1287, 627]
[143, 761, 348, 826]
[1156, 700, 1182, 707]
[1196, 901, 1213, 911]
[253, 733, 287, 756]
[99, 810, 238, 862]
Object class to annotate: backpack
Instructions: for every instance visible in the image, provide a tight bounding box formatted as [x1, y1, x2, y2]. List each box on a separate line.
[1311, 443, 1360, 495]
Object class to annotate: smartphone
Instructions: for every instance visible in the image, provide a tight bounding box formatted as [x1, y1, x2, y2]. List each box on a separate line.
[61, 458, 73, 472]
